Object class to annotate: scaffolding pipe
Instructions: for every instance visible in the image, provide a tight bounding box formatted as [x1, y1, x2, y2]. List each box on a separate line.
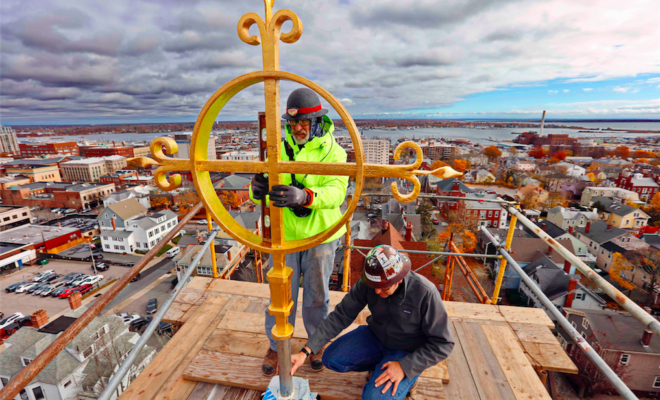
[492, 211, 517, 304]
[505, 205, 660, 337]
[479, 226, 637, 400]
[0, 202, 204, 400]
[342, 220, 351, 292]
[207, 210, 218, 278]
[97, 229, 220, 400]
[450, 243, 491, 304]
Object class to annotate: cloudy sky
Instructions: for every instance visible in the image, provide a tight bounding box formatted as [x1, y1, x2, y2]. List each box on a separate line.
[1, 0, 658, 125]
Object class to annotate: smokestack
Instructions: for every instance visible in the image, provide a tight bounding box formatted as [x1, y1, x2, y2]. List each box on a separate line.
[585, 221, 591, 234]
[405, 221, 413, 242]
[111, 217, 116, 231]
[565, 278, 578, 308]
[642, 329, 653, 347]
[30, 310, 48, 329]
[68, 291, 82, 311]
[547, 246, 553, 256]
[542, 223, 546, 232]
[564, 260, 571, 274]
[58, 222, 61, 228]
[568, 226, 574, 234]
[607, 224, 612, 231]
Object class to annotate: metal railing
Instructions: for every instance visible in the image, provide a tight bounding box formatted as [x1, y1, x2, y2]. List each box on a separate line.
[98, 228, 220, 400]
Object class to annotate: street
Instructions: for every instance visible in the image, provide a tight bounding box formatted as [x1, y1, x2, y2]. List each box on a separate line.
[103, 258, 175, 313]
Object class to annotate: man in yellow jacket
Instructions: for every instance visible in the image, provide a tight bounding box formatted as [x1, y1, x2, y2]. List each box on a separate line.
[249, 88, 348, 376]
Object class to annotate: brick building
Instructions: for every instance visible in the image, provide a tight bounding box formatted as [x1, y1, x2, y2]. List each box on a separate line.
[100, 170, 139, 188]
[79, 146, 134, 158]
[0, 182, 116, 210]
[3, 165, 61, 183]
[349, 220, 440, 288]
[420, 142, 456, 161]
[61, 156, 127, 182]
[435, 178, 507, 228]
[549, 143, 606, 158]
[19, 142, 79, 157]
[513, 132, 578, 147]
[614, 172, 660, 201]
[0, 224, 82, 252]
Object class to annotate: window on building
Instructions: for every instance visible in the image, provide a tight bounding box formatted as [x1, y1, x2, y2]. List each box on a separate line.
[114, 245, 119, 250]
[21, 357, 33, 366]
[83, 346, 94, 359]
[620, 354, 630, 365]
[149, 231, 153, 237]
[571, 321, 577, 329]
[654, 377, 660, 388]
[581, 332, 587, 339]
[104, 244, 109, 249]
[575, 293, 584, 300]
[1, 377, 9, 387]
[197, 266, 213, 275]
[144, 242, 148, 248]
[32, 387, 45, 400]
[136, 242, 141, 248]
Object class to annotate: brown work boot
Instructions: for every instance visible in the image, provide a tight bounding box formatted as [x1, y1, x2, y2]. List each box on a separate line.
[405, 379, 419, 400]
[309, 347, 325, 372]
[262, 348, 278, 377]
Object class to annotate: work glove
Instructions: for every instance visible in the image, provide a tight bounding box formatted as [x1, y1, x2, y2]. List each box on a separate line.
[268, 185, 310, 208]
[251, 173, 268, 200]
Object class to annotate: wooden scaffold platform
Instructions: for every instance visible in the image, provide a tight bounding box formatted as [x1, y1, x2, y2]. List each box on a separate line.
[117, 278, 577, 400]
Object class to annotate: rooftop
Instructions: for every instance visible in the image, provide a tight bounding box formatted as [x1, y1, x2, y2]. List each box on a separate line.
[0, 224, 80, 245]
[62, 156, 126, 165]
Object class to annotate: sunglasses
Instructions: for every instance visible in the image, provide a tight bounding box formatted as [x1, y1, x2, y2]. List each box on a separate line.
[292, 119, 311, 127]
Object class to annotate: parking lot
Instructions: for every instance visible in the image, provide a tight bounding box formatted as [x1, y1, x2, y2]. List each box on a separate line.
[58, 244, 142, 265]
[0, 260, 117, 318]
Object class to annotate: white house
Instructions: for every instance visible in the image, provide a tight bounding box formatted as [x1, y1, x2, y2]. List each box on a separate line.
[555, 162, 586, 177]
[102, 186, 152, 209]
[546, 206, 600, 230]
[0, 309, 154, 400]
[98, 198, 178, 254]
[475, 169, 495, 183]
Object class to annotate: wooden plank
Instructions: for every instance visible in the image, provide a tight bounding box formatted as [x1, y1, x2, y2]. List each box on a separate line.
[183, 350, 366, 400]
[416, 377, 446, 400]
[498, 306, 554, 329]
[444, 302, 507, 323]
[509, 323, 559, 345]
[163, 302, 200, 325]
[176, 288, 210, 305]
[208, 385, 229, 400]
[453, 321, 516, 400]
[219, 311, 360, 340]
[186, 277, 215, 291]
[187, 382, 216, 400]
[443, 323, 482, 400]
[119, 295, 230, 400]
[224, 297, 252, 313]
[169, 380, 198, 400]
[521, 342, 578, 374]
[244, 299, 268, 314]
[482, 325, 552, 400]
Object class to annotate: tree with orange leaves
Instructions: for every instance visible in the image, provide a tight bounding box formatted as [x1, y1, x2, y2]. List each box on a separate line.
[609, 253, 637, 292]
[547, 157, 560, 164]
[437, 226, 477, 253]
[637, 158, 649, 164]
[220, 191, 242, 210]
[482, 146, 502, 163]
[528, 147, 547, 159]
[430, 160, 450, 178]
[633, 150, 658, 159]
[613, 146, 630, 159]
[550, 151, 567, 161]
[452, 159, 471, 172]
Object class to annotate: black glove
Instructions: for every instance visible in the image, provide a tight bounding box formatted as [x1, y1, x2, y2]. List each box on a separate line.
[268, 185, 310, 208]
[251, 173, 268, 200]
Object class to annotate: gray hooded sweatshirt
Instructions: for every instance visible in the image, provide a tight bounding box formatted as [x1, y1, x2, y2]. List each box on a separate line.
[306, 271, 455, 379]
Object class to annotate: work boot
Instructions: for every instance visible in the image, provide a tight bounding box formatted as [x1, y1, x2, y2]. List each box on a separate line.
[310, 347, 325, 372]
[405, 379, 419, 400]
[262, 348, 278, 377]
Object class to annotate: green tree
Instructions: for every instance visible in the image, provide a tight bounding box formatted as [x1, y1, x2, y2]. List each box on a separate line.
[416, 201, 437, 240]
[592, 200, 607, 214]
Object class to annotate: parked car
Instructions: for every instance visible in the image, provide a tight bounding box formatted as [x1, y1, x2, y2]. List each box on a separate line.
[146, 298, 158, 315]
[39, 286, 55, 297]
[166, 247, 181, 258]
[59, 287, 79, 298]
[81, 208, 92, 213]
[129, 317, 152, 332]
[0, 313, 24, 330]
[157, 322, 173, 336]
[42, 274, 59, 283]
[92, 254, 103, 260]
[433, 218, 439, 225]
[62, 273, 84, 285]
[32, 284, 51, 295]
[78, 284, 93, 295]
[94, 263, 109, 272]
[16, 283, 39, 293]
[33, 270, 55, 282]
[71, 275, 90, 286]
[131, 273, 141, 282]
[82, 275, 104, 285]
[5, 281, 28, 293]
[37, 259, 49, 265]
[64, 208, 76, 213]
[120, 314, 141, 325]
[197, 219, 207, 225]
[52, 286, 73, 297]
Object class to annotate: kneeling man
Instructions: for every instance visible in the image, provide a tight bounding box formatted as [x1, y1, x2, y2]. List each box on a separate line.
[291, 245, 454, 399]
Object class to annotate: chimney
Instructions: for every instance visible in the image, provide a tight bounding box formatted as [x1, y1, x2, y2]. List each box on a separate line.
[565, 279, 578, 308]
[642, 329, 653, 347]
[111, 217, 116, 231]
[405, 221, 413, 241]
[568, 226, 574, 234]
[547, 246, 553, 256]
[564, 260, 571, 274]
[542, 223, 546, 232]
[585, 221, 591, 234]
[69, 291, 82, 311]
[606, 224, 612, 231]
[58, 222, 62, 228]
[30, 310, 48, 329]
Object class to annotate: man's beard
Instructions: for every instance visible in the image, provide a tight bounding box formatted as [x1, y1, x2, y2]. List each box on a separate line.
[292, 129, 310, 145]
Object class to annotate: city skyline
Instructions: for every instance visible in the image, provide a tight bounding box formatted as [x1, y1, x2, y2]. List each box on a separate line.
[1, 0, 658, 125]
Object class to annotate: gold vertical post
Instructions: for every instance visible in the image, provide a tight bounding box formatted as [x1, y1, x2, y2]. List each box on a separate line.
[207, 210, 218, 278]
[342, 220, 351, 292]
[492, 210, 517, 304]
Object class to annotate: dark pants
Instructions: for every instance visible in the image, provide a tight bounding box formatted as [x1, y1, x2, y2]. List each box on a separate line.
[322, 326, 420, 400]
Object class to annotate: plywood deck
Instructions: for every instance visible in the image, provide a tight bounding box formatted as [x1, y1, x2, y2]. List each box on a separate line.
[136, 278, 576, 400]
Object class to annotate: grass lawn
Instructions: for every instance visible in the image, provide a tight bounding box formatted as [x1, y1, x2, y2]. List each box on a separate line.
[157, 244, 173, 257]
[172, 235, 182, 244]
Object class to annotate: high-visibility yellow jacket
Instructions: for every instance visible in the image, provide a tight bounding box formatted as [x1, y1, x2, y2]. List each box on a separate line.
[249, 115, 348, 243]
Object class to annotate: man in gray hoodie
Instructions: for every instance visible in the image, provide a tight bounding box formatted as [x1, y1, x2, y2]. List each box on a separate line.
[291, 245, 454, 399]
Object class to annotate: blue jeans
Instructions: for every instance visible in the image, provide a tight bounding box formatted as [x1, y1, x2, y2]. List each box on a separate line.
[265, 239, 340, 351]
[323, 325, 420, 400]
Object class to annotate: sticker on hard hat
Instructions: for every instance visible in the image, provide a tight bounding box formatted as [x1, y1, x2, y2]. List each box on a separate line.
[287, 108, 298, 116]
[365, 272, 381, 282]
